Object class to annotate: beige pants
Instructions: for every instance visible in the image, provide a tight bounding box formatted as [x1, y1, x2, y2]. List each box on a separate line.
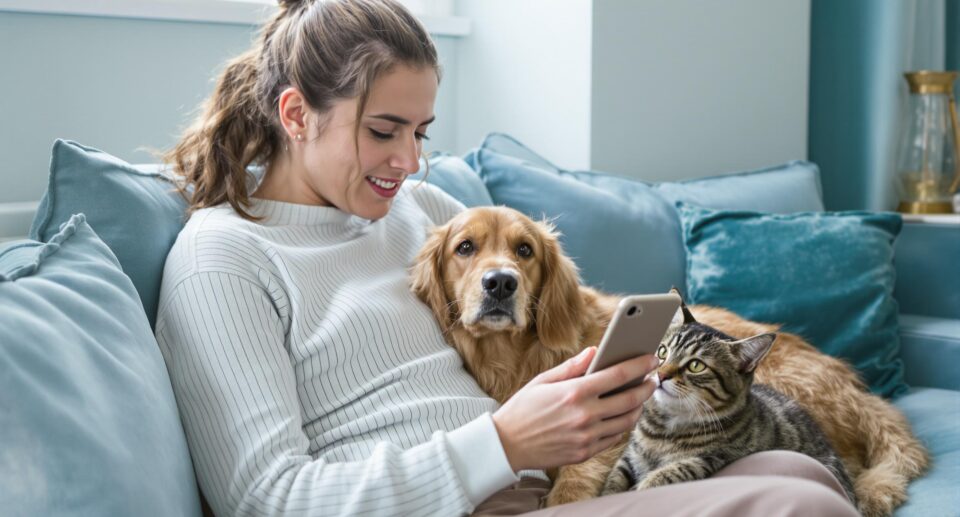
[471, 450, 859, 516]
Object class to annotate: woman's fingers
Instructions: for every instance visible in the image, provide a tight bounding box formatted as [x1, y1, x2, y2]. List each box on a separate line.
[532, 347, 597, 385]
[587, 431, 627, 459]
[578, 354, 659, 397]
[593, 377, 657, 420]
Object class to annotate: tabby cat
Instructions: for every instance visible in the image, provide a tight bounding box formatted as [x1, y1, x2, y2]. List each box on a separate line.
[600, 300, 858, 508]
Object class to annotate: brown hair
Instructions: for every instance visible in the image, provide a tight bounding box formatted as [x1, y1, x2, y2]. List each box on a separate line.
[164, 0, 440, 219]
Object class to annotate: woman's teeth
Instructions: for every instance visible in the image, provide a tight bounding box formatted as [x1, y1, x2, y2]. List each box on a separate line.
[367, 176, 398, 189]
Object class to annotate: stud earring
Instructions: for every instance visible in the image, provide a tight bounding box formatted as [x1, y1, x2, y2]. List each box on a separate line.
[295, 133, 303, 141]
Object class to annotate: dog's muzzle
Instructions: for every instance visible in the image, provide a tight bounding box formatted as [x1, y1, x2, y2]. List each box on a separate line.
[478, 269, 519, 323]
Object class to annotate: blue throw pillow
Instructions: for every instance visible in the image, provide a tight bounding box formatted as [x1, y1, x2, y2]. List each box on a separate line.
[475, 146, 685, 294]
[29, 140, 188, 328]
[0, 214, 201, 516]
[653, 160, 825, 213]
[677, 203, 906, 397]
[408, 153, 494, 207]
[28, 142, 489, 330]
[469, 133, 826, 296]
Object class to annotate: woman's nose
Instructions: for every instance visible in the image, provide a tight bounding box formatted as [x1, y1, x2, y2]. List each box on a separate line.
[390, 134, 421, 173]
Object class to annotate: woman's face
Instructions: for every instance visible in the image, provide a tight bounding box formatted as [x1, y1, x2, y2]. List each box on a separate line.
[297, 65, 438, 220]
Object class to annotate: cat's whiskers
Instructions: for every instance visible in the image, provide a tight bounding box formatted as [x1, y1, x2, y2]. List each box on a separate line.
[675, 384, 724, 435]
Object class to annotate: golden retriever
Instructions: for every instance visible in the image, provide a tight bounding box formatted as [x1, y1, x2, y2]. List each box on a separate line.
[411, 206, 928, 516]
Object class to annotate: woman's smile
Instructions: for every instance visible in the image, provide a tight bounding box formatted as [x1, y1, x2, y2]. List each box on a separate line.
[366, 174, 403, 198]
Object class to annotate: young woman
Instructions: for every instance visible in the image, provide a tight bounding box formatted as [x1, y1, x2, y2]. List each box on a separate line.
[156, 1, 859, 515]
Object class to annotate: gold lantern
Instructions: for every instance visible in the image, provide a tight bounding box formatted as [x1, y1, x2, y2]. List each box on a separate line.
[896, 71, 960, 214]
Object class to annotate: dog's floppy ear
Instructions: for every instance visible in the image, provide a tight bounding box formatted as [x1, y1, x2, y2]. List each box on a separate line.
[411, 225, 455, 332]
[534, 220, 584, 349]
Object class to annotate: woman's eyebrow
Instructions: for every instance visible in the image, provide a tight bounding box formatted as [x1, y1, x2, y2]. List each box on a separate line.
[369, 113, 436, 126]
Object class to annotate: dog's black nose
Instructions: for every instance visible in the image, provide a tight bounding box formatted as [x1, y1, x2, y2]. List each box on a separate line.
[482, 270, 518, 301]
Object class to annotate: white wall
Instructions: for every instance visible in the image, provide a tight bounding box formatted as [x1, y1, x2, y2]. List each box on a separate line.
[451, 0, 810, 179]
[0, 10, 460, 239]
[590, 0, 811, 180]
[453, 0, 593, 169]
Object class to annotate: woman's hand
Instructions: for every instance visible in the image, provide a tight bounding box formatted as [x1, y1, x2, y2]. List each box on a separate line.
[492, 347, 659, 472]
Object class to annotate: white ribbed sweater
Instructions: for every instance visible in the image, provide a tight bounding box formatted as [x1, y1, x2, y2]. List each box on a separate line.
[155, 183, 539, 516]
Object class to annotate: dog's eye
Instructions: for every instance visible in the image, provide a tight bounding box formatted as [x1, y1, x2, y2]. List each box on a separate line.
[456, 240, 474, 256]
[517, 243, 533, 258]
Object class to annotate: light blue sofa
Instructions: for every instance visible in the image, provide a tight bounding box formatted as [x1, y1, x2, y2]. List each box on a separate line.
[1, 135, 957, 516]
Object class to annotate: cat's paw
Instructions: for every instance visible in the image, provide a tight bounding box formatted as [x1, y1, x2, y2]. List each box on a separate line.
[635, 471, 674, 491]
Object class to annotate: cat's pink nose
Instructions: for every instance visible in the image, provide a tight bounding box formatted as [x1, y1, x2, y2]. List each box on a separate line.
[657, 370, 674, 383]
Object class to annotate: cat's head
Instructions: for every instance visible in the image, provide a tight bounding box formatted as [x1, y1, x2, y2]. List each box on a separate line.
[649, 289, 776, 425]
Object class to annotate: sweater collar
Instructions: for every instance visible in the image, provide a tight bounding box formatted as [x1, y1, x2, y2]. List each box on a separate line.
[247, 197, 365, 227]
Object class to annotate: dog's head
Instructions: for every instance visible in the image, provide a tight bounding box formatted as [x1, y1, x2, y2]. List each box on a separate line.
[411, 206, 584, 348]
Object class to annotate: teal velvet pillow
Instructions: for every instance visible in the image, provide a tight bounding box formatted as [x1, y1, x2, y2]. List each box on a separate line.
[0, 214, 201, 516]
[677, 203, 906, 397]
[469, 133, 826, 296]
[29, 140, 188, 328]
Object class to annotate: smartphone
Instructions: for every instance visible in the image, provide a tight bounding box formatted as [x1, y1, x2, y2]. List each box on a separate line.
[585, 292, 682, 395]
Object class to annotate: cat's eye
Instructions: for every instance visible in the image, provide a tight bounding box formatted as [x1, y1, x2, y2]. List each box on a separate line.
[656, 345, 667, 360]
[456, 240, 474, 256]
[686, 360, 706, 373]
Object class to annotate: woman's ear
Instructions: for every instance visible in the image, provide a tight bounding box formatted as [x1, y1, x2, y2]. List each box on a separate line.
[410, 225, 454, 332]
[278, 86, 309, 140]
[534, 221, 584, 349]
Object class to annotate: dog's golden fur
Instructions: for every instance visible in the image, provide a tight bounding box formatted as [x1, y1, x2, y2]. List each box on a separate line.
[411, 206, 928, 516]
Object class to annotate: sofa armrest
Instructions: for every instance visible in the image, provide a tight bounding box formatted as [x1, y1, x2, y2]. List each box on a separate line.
[894, 220, 960, 318]
[900, 314, 960, 391]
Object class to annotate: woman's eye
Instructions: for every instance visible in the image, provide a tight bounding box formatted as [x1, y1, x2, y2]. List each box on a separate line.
[369, 129, 393, 140]
[415, 132, 430, 141]
[656, 345, 667, 360]
[456, 240, 474, 256]
[686, 360, 706, 373]
[517, 243, 533, 258]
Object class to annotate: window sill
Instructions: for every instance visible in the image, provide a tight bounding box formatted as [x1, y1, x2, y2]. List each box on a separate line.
[901, 214, 960, 225]
[0, 0, 471, 36]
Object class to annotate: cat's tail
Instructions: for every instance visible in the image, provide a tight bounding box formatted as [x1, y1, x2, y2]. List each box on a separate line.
[853, 393, 929, 517]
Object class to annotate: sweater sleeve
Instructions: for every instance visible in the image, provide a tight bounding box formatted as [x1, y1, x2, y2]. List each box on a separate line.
[155, 271, 517, 517]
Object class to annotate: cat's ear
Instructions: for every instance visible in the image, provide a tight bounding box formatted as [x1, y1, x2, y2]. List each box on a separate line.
[669, 286, 697, 324]
[732, 333, 776, 373]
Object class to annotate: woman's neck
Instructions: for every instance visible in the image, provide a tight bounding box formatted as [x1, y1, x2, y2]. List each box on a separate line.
[253, 153, 331, 206]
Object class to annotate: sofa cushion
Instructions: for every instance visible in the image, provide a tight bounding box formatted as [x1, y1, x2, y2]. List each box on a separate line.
[893, 221, 960, 319]
[29, 140, 189, 328]
[469, 132, 826, 296]
[0, 214, 200, 517]
[899, 315, 960, 391]
[893, 387, 960, 516]
[678, 203, 906, 397]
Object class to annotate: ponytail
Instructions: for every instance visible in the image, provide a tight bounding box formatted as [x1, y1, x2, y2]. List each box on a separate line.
[165, 0, 439, 220]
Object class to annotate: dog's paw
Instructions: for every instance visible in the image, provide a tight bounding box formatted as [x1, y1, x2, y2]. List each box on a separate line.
[545, 484, 595, 507]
